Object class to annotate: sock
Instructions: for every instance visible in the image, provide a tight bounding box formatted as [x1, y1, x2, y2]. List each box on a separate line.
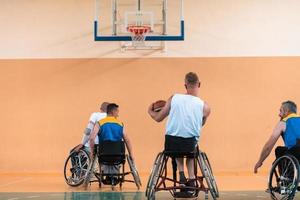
[179, 171, 187, 183]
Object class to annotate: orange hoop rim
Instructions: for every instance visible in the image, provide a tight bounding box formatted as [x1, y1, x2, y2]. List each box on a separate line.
[127, 25, 151, 36]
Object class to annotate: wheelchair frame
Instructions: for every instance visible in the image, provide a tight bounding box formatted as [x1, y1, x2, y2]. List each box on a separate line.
[268, 154, 300, 200]
[146, 147, 219, 200]
[64, 144, 141, 190]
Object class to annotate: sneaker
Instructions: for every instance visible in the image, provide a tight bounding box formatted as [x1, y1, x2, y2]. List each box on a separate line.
[185, 180, 196, 195]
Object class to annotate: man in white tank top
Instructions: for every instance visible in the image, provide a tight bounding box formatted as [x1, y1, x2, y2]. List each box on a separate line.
[148, 72, 211, 187]
[74, 102, 109, 152]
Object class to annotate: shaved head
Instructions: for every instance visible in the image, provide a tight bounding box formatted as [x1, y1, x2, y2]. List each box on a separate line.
[100, 102, 110, 112]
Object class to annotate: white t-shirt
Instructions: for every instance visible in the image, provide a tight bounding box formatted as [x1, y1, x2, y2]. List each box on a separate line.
[166, 94, 204, 140]
[84, 112, 107, 147]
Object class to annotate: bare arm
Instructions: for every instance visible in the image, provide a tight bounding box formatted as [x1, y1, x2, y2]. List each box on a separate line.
[148, 96, 172, 122]
[89, 123, 100, 158]
[123, 128, 133, 159]
[75, 119, 96, 152]
[202, 102, 211, 126]
[254, 121, 285, 173]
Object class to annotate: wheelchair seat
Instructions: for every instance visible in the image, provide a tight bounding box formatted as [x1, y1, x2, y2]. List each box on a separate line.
[163, 149, 197, 158]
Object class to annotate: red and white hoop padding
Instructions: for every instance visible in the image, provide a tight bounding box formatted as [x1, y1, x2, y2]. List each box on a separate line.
[127, 25, 151, 36]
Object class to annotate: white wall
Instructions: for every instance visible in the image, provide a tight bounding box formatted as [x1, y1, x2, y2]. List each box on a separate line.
[1, 0, 300, 58]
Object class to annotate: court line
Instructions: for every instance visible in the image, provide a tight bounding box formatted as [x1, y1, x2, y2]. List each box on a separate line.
[256, 195, 267, 198]
[7, 198, 19, 200]
[236, 193, 248, 196]
[26, 196, 39, 199]
[50, 194, 65, 196]
[0, 177, 32, 188]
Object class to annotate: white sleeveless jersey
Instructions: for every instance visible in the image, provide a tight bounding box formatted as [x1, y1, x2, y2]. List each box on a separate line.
[85, 112, 107, 147]
[166, 94, 204, 140]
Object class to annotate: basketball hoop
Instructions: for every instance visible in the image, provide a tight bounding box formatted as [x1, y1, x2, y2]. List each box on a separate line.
[127, 25, 151, 47]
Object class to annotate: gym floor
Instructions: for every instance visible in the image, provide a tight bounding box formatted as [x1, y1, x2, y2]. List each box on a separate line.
[1, 173, 297, 199]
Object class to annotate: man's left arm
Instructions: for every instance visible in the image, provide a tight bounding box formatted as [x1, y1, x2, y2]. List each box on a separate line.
[202, 102, 211, 126]
[254, 121, 285, 173]
[123, 128, 133, 160]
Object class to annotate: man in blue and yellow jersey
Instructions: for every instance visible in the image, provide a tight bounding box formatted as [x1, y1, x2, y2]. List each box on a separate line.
[89, 103, 134, 178]
[254, 100, 300, 173]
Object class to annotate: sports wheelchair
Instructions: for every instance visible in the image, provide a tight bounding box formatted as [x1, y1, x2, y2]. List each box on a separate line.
[64, 141, 141, 189]
[146, 146, 219, 200]
[268, 154, 300, 200]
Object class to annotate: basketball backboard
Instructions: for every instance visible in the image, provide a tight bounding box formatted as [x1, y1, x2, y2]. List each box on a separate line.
[94, 0, 184, 50]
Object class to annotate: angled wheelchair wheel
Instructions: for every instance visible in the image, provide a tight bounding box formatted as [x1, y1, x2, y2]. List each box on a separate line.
[268, 155, 299, 200]
[198, 152, 219, 199]
[83, 156, 98, 188]
[146, 152, 165, 200]
[64, 149, 91, 187]
[126, 155, 142, 189]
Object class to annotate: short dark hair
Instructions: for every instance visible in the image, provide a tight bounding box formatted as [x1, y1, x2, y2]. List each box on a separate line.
[107, 103, 119, 114]
[282, 100, 297, 113]
[100, 102, 110, 112]
[185, 72, 200, 86]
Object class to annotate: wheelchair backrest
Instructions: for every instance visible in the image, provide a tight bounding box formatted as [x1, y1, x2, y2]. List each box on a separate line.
[98, 141, 125, 165]
[98, 140, 125, 155]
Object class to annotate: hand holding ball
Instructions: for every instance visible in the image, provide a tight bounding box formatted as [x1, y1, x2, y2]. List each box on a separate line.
[152, 100, 166, 112]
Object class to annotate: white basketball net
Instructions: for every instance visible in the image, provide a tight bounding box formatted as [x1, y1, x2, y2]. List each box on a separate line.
[127, 26, 151, 47]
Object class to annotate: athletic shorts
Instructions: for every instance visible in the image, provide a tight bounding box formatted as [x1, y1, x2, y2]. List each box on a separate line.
[164, 135, 197, 153]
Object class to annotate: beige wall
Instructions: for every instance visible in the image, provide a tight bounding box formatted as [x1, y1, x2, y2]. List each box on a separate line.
[1, 0, 300, 58]
[1, 0, 300, 175]
[1, 57, 300, 173]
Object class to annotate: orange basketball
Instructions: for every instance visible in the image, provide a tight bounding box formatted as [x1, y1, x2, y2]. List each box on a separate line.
[152, 100, 166, 112]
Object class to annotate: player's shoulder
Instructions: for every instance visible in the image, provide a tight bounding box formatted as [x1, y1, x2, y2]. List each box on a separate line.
[99, 116, 123, 127]
[92, 112, 106, 118]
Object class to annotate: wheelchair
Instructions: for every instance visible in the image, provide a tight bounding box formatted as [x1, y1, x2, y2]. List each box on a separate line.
[145, 146, 219, 200]
[268, 154, 300, 200]
[64, 141, 142, 190]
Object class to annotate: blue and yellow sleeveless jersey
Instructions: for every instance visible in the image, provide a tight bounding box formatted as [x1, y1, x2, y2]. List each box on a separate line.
[97, 116, 124, 142]
[282, 113, 300, 149]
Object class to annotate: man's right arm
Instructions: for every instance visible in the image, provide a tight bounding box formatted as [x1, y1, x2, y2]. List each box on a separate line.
[254, 121, 285, 173]
[148, 96, 172, 122]
[202, 102, 211, 126]
[89, 123, 100, 159]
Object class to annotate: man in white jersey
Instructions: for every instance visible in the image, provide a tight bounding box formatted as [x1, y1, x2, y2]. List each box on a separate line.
[74, 102, 109, 152]
[148, 72, 211, 188]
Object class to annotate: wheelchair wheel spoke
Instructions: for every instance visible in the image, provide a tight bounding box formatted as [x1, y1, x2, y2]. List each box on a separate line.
[281, 161, 291, 178]
[64, 149, 91, 187]
[268, 155, 299, 200]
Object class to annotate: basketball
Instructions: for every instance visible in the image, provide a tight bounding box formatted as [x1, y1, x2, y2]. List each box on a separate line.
[152, 100, 166, 112]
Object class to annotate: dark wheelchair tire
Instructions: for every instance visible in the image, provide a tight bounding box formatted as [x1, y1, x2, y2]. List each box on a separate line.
[146, 152, 165, 199]
[64, 149, 91, 187]
[126, 155, 142, 189]
[198, 152, 219, 199]
[268, 155, 299, 200]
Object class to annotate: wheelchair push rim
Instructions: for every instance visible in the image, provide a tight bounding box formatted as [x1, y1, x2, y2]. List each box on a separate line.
[198, 151, 219, 199]
[268, 155, 299, 200]
[126, 155, 142, 189]
[146, 152, 165, 199]
[64, 149, 91, 187]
